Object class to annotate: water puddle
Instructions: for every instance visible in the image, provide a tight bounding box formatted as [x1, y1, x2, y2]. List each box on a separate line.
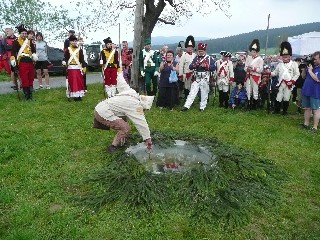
[125, 140, 216, 174]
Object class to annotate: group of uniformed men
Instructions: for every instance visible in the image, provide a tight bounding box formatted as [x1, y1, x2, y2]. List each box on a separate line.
[138, 34, 300, 114]
[1, 23, 300, 115]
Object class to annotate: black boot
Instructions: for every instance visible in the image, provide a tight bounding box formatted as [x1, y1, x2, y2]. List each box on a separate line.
[22, 87, 29, 100]
[184, 89, 190, 100]
[28, 87, 32, 100]
[218, 90, 223, 107]
[247, 98, 252, 110]
[224, 92, 229, 109]
[252, 99, 257, 110]
[273, 101, 281, 114]
[282, 101, 289, 115]
[22, 87, 32, 100]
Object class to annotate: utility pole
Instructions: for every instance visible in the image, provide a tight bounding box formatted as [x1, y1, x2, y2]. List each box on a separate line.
[264, 14, 270, 56]
[265, 14, 271, 114]
[131, 0, 144, 90]
[119, 23, 122, 67]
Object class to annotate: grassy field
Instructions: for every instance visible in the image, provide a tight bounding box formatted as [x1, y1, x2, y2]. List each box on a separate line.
[0, 71, 10, 82]
[0, 84, 319, 240]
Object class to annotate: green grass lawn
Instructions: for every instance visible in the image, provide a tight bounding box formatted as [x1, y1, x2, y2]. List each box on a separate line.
[0, 84, 319, 240]
[0, 71, 10, 82]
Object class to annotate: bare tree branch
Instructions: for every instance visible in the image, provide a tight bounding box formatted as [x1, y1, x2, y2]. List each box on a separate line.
[164, 0, 175, 7]
[158, 18, 175, 25]
[119, 3, 136, 8]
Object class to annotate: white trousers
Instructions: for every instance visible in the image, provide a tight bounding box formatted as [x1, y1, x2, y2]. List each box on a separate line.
[105, 85, 116, 98]
[217, 77, 229, 92]
[276, 81, 292, 102]
[184, 77, 209, 110]
[245, 78, 259, 100]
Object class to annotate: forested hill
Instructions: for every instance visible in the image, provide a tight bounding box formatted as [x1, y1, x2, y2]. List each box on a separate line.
[162, 22, 320, 54]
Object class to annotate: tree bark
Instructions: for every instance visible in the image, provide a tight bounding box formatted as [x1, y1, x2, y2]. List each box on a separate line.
[142, 0, 166, 42]
[131, 0, 145, 90]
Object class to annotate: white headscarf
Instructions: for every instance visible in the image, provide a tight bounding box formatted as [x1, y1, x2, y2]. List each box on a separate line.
[139, 95, 155, 110]
[116, 73, 154, 109]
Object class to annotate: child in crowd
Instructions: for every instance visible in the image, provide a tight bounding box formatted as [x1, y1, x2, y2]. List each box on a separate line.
[229, 81, 247, 109]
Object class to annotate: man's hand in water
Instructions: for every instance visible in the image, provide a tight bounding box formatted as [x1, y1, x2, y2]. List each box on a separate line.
[145, 138, 153, 150]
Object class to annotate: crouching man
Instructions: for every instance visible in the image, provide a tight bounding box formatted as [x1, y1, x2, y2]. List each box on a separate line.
[93, 72, 154, 153]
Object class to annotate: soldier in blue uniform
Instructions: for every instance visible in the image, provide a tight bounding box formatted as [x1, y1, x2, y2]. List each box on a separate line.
[181, 42, 215, 112]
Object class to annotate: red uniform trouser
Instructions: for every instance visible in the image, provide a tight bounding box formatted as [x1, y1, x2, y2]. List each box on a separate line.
[0, 59, 11, 74]
[18, 62, 34, 88]
[103, 67, 117, 85]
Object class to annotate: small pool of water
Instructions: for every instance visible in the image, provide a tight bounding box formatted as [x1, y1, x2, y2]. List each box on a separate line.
[125, 140, 216, 174]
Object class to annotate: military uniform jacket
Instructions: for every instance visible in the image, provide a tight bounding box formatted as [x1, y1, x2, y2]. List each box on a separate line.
[215, 59, 234, 82]
[139, 49, 158, 71]
[64, 46, 85, 69]
[11, 37, 36, 64]
[271, 60, 299, 86]
[178, 52, 196, 80]
[244, 55, 264, 83]
[100, 49, 120, 70]
[189, 55, 215, 72]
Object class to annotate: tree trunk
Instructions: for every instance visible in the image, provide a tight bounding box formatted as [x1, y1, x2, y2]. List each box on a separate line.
[131, 0, 144, 90]
[142, 0, 166, 44]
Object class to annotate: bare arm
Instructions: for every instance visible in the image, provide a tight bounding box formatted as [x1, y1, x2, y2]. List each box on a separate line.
[174, 63, 179, 72]
[159, 61, 165, 72]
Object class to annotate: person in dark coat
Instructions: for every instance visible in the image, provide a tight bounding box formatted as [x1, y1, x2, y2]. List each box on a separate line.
[234, 55, 246, 84]
[156, 49, 179, 111]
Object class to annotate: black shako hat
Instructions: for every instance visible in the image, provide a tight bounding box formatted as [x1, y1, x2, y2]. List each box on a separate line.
[69, 35, 78, 41]
[185, 35, 195, 48]
[16, 24, 27, 34]
[249, 39, 260, 52]
[103, 37, 112, 44]
[279, 41, 292, 56]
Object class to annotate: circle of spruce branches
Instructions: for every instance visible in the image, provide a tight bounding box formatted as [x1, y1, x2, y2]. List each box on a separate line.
[79, 130, 286, 227]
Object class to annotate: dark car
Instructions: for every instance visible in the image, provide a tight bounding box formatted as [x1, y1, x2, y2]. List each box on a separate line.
[47, 47, 66, 75]
[86, 44, 103, 71]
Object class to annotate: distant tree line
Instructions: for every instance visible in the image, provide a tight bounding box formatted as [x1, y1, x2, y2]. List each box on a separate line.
[159, 22, 320, 54]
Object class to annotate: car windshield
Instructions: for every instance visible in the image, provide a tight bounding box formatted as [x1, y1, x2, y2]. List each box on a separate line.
[87, 45, 101, 52]
[48, 47, 64, 61]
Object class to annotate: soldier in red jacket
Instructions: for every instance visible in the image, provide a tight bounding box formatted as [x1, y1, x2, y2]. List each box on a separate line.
[121, 40, 132, 83]
[1, 26, 17, 89]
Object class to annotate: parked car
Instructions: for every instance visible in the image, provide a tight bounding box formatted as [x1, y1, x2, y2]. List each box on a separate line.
[47, 47, 65, 75]
[86, 44, 104, 71]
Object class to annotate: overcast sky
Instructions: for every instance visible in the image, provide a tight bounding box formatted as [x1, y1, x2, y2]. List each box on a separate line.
[52, 0, 319, 45]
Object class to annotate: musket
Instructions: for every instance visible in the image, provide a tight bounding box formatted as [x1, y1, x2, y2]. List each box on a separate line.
[12, 67, 21, 101]
[65, 77, 71, 101]
[267, 75, 271, 114]
[101, 64, 107, 99]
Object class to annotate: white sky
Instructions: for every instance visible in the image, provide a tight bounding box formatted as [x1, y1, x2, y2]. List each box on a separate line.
[50, 0, 319, 46]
